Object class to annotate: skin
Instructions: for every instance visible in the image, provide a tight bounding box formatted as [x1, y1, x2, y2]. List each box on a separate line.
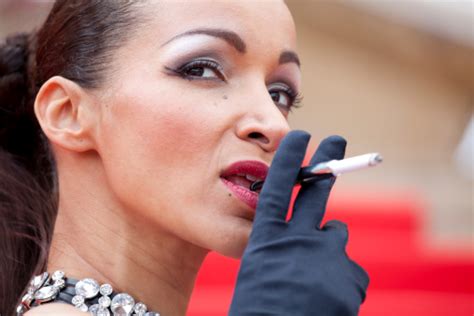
[27, 1, 300, 315]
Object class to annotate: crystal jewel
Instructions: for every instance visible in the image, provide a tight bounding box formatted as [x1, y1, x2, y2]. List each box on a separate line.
[34, 285, 59, 303]
[77, 303, 88, 312]
[72, 294, 85, 306]
[96, 307, 111, 316]
[17, 272, 161, 316]
[53, 278, 66, 289]
[75, 278, 100, 298]
[89, 304, 100, 314]
[100, 283, 113, 296]
[99, 295, 111, 308]
[111, 293, 135, 316]
[21, 293, 34, 305]
[29, 272, 49, 291]
[51, 270, 65, 281]
[133, 302, 147, 314]
[16, 304, 27, 314]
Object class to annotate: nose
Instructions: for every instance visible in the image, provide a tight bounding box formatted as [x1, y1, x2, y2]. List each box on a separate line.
[235, 89, 291, 153]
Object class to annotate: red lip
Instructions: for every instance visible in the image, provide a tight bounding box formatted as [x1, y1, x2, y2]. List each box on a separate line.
[220, 160, 269, 210]
[221, 160, 269, 179]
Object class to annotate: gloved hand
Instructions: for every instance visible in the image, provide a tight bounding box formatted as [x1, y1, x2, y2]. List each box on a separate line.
[228, 130, 369, 316]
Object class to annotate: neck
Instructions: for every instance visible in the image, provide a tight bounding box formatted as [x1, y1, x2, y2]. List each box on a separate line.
[47, 151, 208, 316]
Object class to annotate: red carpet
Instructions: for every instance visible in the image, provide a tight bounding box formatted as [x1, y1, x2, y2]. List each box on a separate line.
[187, 187, 474, 315]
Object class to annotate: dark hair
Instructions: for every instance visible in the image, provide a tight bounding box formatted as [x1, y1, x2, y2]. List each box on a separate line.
[0, 1, 144, 314]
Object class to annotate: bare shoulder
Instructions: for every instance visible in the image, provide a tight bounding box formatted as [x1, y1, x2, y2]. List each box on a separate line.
[24, 302, 87, 315]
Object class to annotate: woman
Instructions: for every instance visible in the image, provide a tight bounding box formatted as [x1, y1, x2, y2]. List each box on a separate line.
[0, 0, 368, 315]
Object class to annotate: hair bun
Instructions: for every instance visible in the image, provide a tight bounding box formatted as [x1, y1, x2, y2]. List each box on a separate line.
[0, 32, 42, 167]
[0, 33, 31, 116]
[0, 33, 29, 74]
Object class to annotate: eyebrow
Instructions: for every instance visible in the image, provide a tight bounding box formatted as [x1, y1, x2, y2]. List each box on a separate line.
[161, 28, 247, 53]
[279, 50, 300, 67]
[161, 28, 301, 68]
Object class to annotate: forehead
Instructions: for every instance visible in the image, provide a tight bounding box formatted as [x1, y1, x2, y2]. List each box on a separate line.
[137, 0, 297, 53]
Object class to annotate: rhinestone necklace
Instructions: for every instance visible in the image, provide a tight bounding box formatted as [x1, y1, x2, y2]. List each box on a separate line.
[16, 271, 160, 316]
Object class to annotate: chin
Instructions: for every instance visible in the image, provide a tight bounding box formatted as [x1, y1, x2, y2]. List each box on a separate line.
[213, 221, 251, 259]
[226, 243, 247, 259]
[218, 245, 246, 259]
[209, 217, 252, 259]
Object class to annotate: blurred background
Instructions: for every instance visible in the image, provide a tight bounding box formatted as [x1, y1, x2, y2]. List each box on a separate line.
[287, 0, 473, 243]
[1, 0, 472, 315]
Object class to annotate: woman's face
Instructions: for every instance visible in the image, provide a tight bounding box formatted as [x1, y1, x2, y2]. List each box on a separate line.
[95, 0, 301, 257]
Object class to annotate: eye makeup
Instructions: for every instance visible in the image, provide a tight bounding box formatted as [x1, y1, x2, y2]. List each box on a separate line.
[161, 43, 303, 112]
[267, 82, 303, 113]
[159, 35, 235, 81]
[164, 58, 227, 82]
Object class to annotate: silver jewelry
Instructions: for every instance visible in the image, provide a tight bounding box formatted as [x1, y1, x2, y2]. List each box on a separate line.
[17, 271, 160, 316]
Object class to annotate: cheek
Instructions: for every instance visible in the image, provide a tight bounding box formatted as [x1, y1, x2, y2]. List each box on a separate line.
[104, 90, 217, 173]
[97, 81, 250, 255]
[97, 85, 230, 219]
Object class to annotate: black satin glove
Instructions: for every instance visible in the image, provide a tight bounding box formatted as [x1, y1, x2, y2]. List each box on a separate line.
[228, 130, 369, 316]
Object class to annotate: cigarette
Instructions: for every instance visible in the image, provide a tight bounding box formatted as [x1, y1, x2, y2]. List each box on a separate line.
[249, 153, 383, 191]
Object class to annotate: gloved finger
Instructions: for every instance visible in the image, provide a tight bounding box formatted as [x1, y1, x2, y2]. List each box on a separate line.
[348, 258, 370, 300]
[290, 135, 346, 231]
[324, 220, 370, 298]
[254, 130, 310, 231]
[321, 219, 349, 245]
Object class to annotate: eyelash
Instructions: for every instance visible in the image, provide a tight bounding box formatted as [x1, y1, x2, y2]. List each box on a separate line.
[269, 86, 304, 113]
[165, 59, 303, 112]
[165, 59, 226, 81]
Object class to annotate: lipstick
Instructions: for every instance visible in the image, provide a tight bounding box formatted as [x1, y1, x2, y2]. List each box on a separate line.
[249, 153, 383, 191]
[221, 160, 269, 209]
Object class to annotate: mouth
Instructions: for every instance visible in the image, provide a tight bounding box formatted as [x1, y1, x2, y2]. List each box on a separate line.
[220, 160, 269, 210]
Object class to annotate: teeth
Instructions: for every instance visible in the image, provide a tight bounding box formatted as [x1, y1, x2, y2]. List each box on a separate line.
[245, 174, 258, 182]
[235, 174, 261, 182]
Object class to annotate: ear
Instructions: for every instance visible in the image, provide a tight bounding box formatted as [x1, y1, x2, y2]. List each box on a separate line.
[34, 76, 97, 152]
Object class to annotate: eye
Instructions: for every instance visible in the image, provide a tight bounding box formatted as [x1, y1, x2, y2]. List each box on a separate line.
[268, 83, 303, 113]
[269, 90, 291, 106]
[165, 59, 226, 81]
